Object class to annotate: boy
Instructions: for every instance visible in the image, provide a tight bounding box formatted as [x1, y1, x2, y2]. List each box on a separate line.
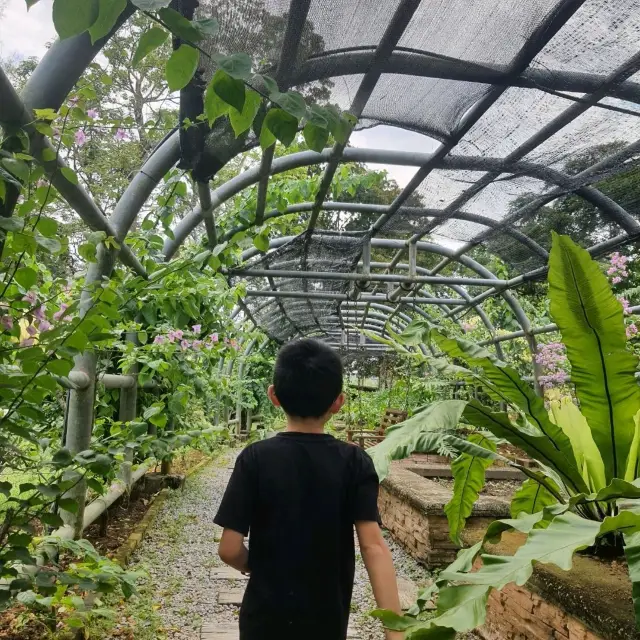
[214, 339, 403, 640]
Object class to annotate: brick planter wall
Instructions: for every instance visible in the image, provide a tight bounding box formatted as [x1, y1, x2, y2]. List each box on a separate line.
[378, 465, 510, 567]
[378, 464, 638, 640]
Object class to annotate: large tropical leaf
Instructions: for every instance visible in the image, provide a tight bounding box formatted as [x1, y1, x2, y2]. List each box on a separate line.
[463, 400, 588, 495]
[441, 510, 640, 589]
[548, 233, 640, 481]
[624, 529, 640, 629]
[510, 478, 559, 518]
[625, 410, 640, 482]
[549, 395, 606, 491]
[444, 433, 496, 544]
[368, 400, 471, 480]
[432, 332, 584, 490]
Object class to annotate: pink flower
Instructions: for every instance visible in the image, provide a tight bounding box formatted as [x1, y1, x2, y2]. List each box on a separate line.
[230, 339, 238, 349]
[68, 96, 79, 106]
[114, 128, 128, 142]
[208, 333, 219, 343]
[87, 109, 98, 119]
[627, 324, 638, 338]
[192, 339, 203, 350]
[26, 324, 37, 337]
[620, 297, 632, 315]
[53, 303, 69, 321]
[1, 315, 13, 331]
[192, 324, 201, 334]
[180, 339, 190, 350]
[22, 291, 37, 305]
[153, 335, 166, 345]
[38, 320, 52, 332]
[612, 276, 622, 285]
[461, 322, 474, 332]
[20, 338, 34, 347]
[167, 329, 183, 343]
[74, 129, 87, 147]
[33, 306, 46, 322]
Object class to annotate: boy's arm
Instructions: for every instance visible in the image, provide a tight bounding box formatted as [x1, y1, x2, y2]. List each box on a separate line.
[356, 520, 404, 640]
[218, 529, 249, 573]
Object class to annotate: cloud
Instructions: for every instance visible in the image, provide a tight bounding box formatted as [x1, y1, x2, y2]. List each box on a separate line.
[0, 0, 56, 61]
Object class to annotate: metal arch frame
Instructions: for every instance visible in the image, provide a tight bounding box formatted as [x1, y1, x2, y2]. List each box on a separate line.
[5, 0, 640, 535]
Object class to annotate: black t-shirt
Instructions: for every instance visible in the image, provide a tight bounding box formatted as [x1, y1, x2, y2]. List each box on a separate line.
[214, 432, 380, 640]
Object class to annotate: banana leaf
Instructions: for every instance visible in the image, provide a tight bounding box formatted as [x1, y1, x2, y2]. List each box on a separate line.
[444, 433, 496, 544]
[625, 410, 640, 482]
[548, 233, 640, 481]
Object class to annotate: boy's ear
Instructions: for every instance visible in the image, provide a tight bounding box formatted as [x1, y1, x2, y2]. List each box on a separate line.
[267, 385, 281, 408]
[329, 392, 345, 415]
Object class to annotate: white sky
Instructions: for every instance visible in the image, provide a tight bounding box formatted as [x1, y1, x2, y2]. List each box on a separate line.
[0, 0, 441, 190]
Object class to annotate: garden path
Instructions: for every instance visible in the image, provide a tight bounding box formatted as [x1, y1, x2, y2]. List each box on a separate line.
[107, 451, 434, 640]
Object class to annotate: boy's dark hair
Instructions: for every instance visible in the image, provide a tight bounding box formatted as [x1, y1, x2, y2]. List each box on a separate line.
[273, 339, 343, 418]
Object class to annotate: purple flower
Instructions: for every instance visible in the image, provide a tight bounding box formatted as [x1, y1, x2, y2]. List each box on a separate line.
[208, 333, 219, 343]
[1, 315, 13, 331]
[180, 339, 190, 350]
[153, 335, 166, 345]
[68, 96, 79, 106]
[22, 291, 37, 305]
[38, 320, 52, 332]
[20, 338, 34, 347]
[26, 324, 37, 337]
[53, 303, 69, 321]
[167, 329, 183, 343]
[627, 323, 638, 338]
[192, 339, 203, 350]
[75, 129, 87, 147]
[192, 324, 201, 334]
[114, 128, 128, 142]
[87, 109, 98, 119]
[33, 306, 46, 322]
[612, 276, 622, 285]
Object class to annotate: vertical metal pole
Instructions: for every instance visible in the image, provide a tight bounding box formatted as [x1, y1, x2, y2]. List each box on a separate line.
[118, 331, 138, 489]
[63, 245, 117, 538]
[526, 333, 543, 397]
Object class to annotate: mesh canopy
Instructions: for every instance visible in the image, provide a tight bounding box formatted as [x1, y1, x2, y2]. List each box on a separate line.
[157, 0, 640, 349]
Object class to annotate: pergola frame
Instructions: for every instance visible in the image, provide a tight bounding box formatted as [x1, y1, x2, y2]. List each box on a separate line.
[1, 0, 639, 537]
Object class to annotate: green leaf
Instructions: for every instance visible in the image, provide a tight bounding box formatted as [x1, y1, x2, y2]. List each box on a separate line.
[66, 329, 88, 352]
[0, 217, 23, 232]
[41, 148, 57, 162]
[58, 498, 79, 514]
[510, 479, 559, 518]
[303, 122, 329, 152]
[259, 74, 279, 96]
[434, 333, 587, 494]
[370, 610, 418, 631]
[47, 359, 73, 376]
[158, 7, 203, 42]
[40, 513, 64, 527]
[229, 89, 262, 137]
[35, 232, 61, 254]
[36, 217, 58, 238]
[60, 167, 78, 185]
[259, 122, 276, 150]
[548, 233, 640, 481]
[369, 399, 470, 480]
[442, 510, 640, 590]
[131, 0, 170, 9]
[87, 478, 105, 495]
[204, 75, 230, 125]
[462, 400, 586, 496]
[78, 242, 97, 263]
[212, 52, 252, 80]
[0, 482, 11, 496]
[52, 0, 99, 39]
[444, 433, 496, 545]
[263, 108, 298, 147]
[193, 17, 218, 37]
[88, 0, 126, 43]
[2, 158, 29, 182]
[132, 26, 169, 67]
[166, 45, 199, 92]
[626, 410, 640, 482]
[253, 233, 269, 252]
[212, 70, 245, 113]
[271, 91, 306, 119]
[549, 395, 606, 491]
[88, 454, 113, 475]
[52, 448, 73, 466]
[15, 266, 37, 290]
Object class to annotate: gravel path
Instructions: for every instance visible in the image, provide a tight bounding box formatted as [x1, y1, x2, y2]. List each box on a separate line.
[107, 451, 447, 639]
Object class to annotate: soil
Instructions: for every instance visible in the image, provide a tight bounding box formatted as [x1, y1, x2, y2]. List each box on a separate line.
[429, 477, 522, 497]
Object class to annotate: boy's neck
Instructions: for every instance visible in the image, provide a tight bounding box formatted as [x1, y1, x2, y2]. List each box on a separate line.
[284, 417, 327, 434]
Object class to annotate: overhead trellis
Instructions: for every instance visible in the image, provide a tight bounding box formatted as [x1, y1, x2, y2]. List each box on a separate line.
[2, 1, 640, 367]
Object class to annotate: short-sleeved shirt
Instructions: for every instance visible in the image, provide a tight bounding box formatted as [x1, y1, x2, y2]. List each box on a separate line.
[214, 432, 380, 640]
